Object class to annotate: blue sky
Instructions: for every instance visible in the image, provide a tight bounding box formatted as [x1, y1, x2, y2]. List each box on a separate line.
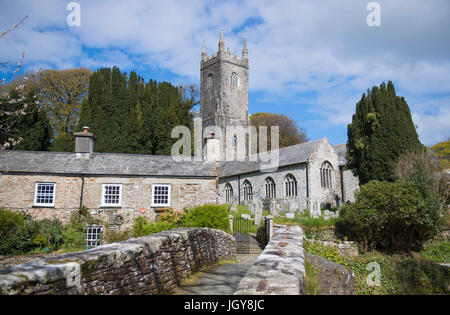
[1, 0, 449, 146]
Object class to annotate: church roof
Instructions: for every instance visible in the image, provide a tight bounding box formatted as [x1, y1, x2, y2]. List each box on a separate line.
[219, 139, 323, 177]
[0, 151, 216, 178]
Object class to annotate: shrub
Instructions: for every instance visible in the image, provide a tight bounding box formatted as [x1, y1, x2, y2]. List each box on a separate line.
[61, 207, 102, 250]
[181, 204, 231, 233]
[0, 209, 37, 255]
[35, 219, 64, 251]
[421, 242, 450, 263]
[336, 180, 441, 252]
[157, 208, 185, 225]
[132, 216, 176, 237]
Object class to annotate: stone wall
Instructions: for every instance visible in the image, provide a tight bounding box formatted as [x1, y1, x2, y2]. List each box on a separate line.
[0, 228, 236, 295]
[305, 252, 355, 295]
[0, 174, 217, 229]
[234, 225, 306, 295]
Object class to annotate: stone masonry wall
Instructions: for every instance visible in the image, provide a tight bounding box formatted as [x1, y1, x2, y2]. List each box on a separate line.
[234, 225, 306, 295]
[0, 174, 217, 229]
[0, 228, 236, 295]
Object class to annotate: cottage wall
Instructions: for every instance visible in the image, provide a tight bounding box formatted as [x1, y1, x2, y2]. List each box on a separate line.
[0, 173, 217, 229]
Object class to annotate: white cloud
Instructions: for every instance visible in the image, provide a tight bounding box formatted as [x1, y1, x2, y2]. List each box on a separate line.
[0, 0, 449, 145]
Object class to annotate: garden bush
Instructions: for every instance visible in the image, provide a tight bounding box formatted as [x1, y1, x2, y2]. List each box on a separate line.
[336, 180, 441, 253]
[61, 207, 103, 250]
[132, 216, 176, 237]
[181, 204, 231, 233]
[0, 209, 37, 255]
[34, 219, 64, 251]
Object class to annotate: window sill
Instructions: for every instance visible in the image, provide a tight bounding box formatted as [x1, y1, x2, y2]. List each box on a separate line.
[32, 205, 55, 208]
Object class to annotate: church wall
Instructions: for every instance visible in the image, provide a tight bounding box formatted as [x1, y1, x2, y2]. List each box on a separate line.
[218, 163, 308, 212]
[306, 139, 341, 209]
[342, 169, 359, 203]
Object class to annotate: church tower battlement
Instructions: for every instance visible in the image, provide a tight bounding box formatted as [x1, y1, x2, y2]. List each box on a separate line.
[200, 30, 249, 160]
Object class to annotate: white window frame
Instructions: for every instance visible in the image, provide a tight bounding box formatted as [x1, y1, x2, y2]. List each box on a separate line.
[101, 184, 122, 207]
[34, 182, 56, 207]
[85, 225, 103, 248]
[152, 184, 171, 207]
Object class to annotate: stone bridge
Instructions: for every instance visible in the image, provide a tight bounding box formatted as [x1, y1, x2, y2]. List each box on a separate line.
[0, 228, 236, 295]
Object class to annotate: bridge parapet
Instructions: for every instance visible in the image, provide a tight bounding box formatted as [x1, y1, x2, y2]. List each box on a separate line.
[234, 225, 306, 295]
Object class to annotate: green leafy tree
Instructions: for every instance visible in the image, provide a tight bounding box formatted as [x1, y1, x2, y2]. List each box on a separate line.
[346, 81, 423, 185]
[431, 139, 450, 170]
[0, 88, 52, 151]
[250, 112, 308, 153]
[336, 180, 441, 253]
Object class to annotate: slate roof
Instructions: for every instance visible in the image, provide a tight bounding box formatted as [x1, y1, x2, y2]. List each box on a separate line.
[219, 139, 323, 177]
[0, 151, 216, 177]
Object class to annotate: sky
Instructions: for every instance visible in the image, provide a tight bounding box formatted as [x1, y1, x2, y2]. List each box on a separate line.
[1, 0, 449, 146]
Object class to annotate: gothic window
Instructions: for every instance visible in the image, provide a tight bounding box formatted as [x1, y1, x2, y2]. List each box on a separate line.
[285, 174, 297, 197]
[232, 134, 237, 147]
[207, 73, 214, 89]
[225, 183, 233, 203]
[230, 72, 239, 87]
[265, 177, 276, 199]
[242, 180, 253, 201]
[320, 162, 333, 188]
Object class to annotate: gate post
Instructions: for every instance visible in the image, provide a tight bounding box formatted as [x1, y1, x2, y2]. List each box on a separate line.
[229, 215, 234, 233]
[265, 215, 274, 245]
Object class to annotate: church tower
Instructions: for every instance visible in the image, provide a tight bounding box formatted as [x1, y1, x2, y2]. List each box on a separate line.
[200, 30, 249, 160]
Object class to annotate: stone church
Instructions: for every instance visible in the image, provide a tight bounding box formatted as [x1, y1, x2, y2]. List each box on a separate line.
[0, 31, 359, 232]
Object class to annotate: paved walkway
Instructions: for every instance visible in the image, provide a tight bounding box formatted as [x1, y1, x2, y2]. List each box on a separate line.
[173, 255, 258, 295]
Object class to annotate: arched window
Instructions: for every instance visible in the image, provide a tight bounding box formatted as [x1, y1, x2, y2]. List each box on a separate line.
[320, 162, 333, 188]
[265, 177, 276, 199]
[225, 183, 233, 203]
[232, 134, 237, 147]
[242, 180, 253, 201]
[207, 73, 214, 89]
[285, 174, 297, 197]
[230, 72, 239, 87]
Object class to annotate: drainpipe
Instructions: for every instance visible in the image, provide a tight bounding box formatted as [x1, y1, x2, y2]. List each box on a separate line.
[237, 175, 241, 205]
[306, 162, 310, 198]
[79, 175, 85, 208]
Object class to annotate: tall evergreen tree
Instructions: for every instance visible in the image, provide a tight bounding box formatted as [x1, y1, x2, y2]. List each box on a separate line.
[346, 81, 423, 185]
[78, 67, 195, 155]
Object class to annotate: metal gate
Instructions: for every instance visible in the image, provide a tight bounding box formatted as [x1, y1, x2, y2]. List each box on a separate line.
[233, 217, 252, 254]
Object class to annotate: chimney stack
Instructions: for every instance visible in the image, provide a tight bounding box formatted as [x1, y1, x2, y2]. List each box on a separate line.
[74, 126, 94, 156]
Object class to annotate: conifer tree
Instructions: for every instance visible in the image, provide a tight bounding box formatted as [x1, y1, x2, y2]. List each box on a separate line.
[78, 67, 195, 155]
[346, 81, 423, 185]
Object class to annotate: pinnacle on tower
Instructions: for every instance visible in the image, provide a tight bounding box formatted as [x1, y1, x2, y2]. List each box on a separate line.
[219, 29, 224, 51]
[202, 40, 207, 61]
[242, 38, 248, 59]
